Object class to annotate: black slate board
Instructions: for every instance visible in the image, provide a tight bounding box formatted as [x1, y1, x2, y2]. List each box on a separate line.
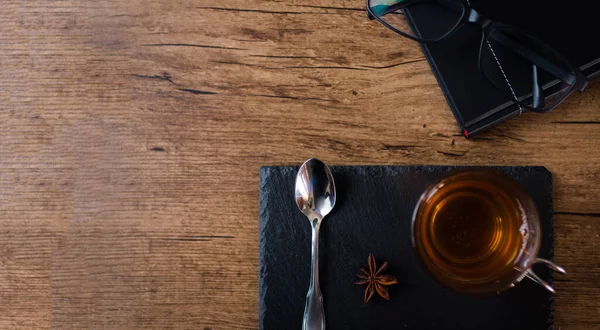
[259, 166, 555, 330]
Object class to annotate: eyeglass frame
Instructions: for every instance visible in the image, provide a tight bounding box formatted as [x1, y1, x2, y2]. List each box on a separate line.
[366, 0, 590, 113]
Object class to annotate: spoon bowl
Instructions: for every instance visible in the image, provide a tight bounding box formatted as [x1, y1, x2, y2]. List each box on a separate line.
[295, 158, 336, 223]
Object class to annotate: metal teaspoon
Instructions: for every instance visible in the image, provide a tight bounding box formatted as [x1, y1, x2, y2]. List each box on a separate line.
[295, 158, 336, 330]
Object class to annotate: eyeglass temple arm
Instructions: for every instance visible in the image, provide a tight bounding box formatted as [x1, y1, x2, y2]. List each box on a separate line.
[490, 32, 576, 85]
[532, 65, 544, 108]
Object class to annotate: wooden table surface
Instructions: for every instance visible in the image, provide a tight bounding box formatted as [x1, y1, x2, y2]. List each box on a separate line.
[1, 0, 599, 329]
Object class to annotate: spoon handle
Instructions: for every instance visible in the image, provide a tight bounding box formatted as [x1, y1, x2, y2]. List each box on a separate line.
[303, 220, 325, 330]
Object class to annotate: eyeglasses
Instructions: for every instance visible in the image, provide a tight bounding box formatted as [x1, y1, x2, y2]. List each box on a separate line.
[366, 0, 589, 113]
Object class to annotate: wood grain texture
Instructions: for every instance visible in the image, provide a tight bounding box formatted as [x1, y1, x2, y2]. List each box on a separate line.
[0, 0, 598, 329]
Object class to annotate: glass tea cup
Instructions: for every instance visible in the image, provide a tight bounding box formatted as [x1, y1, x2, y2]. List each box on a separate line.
[411, 168, 566, 294]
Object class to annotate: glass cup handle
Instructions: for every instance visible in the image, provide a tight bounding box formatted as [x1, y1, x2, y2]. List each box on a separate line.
[525, 258, 567, 293]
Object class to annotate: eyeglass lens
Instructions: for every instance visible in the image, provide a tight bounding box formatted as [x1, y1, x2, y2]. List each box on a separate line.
[368, 0, 465, 41]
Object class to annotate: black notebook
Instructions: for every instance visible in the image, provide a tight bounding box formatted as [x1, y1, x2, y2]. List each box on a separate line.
[404, 0, 600, 137]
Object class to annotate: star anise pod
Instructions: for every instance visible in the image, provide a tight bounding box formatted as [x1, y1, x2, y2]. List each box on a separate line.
[355, 253, 398, 303]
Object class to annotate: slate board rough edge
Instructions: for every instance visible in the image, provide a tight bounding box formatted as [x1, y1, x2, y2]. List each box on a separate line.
[258, 165, 555, 330]
[258, 166, 272, 330]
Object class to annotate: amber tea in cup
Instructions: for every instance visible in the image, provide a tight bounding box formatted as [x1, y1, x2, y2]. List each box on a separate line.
[412, 169, 566, 294]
